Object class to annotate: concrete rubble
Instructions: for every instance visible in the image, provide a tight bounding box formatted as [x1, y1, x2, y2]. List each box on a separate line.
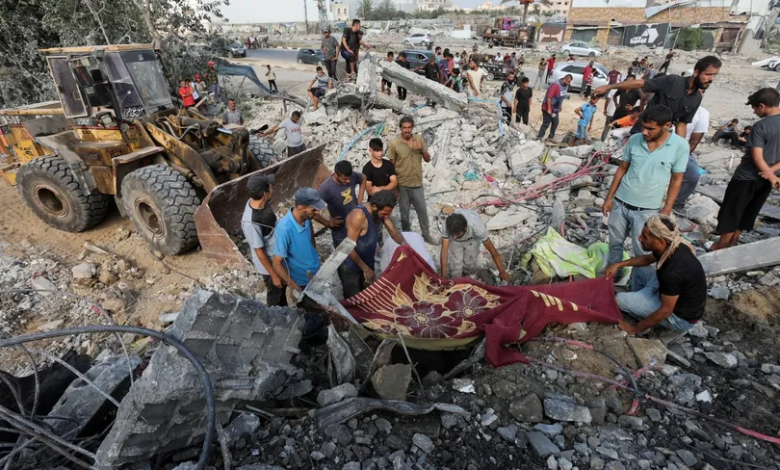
[94, 289, 303, 467]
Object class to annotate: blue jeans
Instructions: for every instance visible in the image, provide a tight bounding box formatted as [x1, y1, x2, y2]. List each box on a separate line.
[673, 154, 700, 210]
[576, 123, 588, 139]
[616, 267, 694, 331]
[608, 199, 657, 267]
[209, 84, 220, 102]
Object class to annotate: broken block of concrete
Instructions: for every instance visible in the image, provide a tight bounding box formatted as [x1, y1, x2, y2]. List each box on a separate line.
[47, 354, 141, 437]
[549, 155, 583, 177]
[95, 290, 303, 468]
[371, 364, 411, 401]
[626, 338, 667, 368]
[486, 210, 537, 231]
[509, 140, 545, 174]
[699, 237, 780, 276]
[375, 59, 468, 111]
[318, 383, 359, 407]
[224, 412, 261, 445]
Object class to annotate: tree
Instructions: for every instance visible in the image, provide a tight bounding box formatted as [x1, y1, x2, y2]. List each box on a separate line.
[0, 0, 228, 109]
[357, 0, 375, 18]
[676, 27, 706, 51]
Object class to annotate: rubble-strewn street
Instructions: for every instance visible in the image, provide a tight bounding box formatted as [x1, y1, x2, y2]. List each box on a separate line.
[4, 7, 780, 469]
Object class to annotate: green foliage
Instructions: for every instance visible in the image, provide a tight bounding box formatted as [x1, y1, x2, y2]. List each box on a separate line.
[0, 0, 227, 110]
[675, 27, 706, 51]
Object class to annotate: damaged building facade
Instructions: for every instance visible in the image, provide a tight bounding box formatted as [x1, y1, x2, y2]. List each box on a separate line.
[564, 0, 761, 52]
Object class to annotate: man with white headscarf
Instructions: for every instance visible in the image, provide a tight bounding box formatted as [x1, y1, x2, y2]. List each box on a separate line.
[605, 215, 706, 335]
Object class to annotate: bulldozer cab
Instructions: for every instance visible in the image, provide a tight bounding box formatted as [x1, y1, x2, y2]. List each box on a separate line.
[42, 45, 174, 122]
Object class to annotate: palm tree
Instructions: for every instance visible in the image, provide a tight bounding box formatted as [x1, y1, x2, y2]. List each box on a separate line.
[357, 0, 374, 18]
[502, 0, 534, 25]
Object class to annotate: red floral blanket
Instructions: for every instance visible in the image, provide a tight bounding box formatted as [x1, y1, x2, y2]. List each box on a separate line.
[342, 246, 622, 367]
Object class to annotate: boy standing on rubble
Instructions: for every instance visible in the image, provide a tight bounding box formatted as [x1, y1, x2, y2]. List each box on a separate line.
[342, 19, 370, 79]
[441, 209, 510, 282]
[241, 174, 286, 306]
[395, 53, 410, 100]
[389, 116, 437, 245]
[606, 214, 706, 334]
[711, 88, 780, 250]
[382, 52, 395, 95]
[574, 94, 600, 145]
[603, 105, 688, 281]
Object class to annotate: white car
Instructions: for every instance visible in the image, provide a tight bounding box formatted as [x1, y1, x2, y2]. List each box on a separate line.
[753, 56, 780, 71]
[550, 61, 610, 92]
[560, 42, 602, 58]
[403, 33, 432, 48]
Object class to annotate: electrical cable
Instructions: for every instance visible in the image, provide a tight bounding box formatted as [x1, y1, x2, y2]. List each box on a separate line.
[0, 326, 216, 470]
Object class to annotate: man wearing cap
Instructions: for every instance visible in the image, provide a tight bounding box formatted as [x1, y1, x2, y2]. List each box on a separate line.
[273, 188, 326, 294]
[321, 29, 340, 79]
[241, 174, 286, 306]
[204, 61, 219, 102]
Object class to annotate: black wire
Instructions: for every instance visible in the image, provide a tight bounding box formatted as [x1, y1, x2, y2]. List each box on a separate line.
[0, 326, 215, 470]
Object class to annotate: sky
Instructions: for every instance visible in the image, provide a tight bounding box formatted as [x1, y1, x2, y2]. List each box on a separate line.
[221, 0, 499, 24]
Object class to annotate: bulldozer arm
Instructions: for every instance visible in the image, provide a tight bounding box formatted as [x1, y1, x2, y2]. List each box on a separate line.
[194, 144, 331, 265]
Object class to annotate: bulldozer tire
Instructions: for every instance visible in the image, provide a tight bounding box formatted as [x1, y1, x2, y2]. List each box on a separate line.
[121, 165, 199, 256]
[16, 155, 111, 232]
[248, 136, 280, 168]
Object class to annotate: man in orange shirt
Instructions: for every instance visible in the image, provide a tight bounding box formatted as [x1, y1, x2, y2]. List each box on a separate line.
[178, 80, 195, 108]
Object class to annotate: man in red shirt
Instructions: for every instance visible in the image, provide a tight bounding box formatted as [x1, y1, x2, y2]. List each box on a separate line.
[545, 54, 556, 83]
[178, 80, 195, 108]
[537, 74, 572, 141]
[581, 61, 594, 97]
[608, 67, 621, 84]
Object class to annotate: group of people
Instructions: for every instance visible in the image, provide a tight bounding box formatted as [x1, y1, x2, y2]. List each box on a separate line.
[177, 61, 221, 108]
[245, 35, 269, 49]
[242, 116, 512, 316]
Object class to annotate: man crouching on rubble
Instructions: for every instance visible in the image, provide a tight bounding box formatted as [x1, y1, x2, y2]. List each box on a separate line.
[605, 215, 706, 335]
[340, 190, 406, 299]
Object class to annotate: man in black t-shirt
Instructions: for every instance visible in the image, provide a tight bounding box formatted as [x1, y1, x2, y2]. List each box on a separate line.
[595, 56, 721, 138]
[395, 53, 410, 100]
[342, 19, 370, 78]
[512, 76, 533, 125]
[362, 138, 398, 196]
[612, 75, 644, 120]
[605, 215, 706, 334]
[712, 88, 780, 250]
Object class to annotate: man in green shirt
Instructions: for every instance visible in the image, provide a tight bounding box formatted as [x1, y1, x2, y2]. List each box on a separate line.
[388, 116, 437, 245]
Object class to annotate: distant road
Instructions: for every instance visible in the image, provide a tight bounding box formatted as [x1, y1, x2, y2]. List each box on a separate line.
[246, 48, 299, 63]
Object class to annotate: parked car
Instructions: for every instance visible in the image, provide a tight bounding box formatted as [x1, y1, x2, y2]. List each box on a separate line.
[399, 50, 436, 74]
[559, 42, 602, 57]
[403, 33, 432, 48]
[550, 61, 610, 92]
[297, 48, 324, 65]
[224, 42, 247, 58]
[480, 62, 525, 82]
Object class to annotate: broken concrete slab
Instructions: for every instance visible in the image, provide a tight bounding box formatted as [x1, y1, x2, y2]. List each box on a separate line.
[371, 363, 411, 401]
[95, 289, 303, 468]
[317, 383, 358, 407]
[224, 412, 261, 445]
[31, 276, 57, 295]
[697, 185, 780, 220]
[549, 155, 583, 177]
[695, 149, 734, 168]
[626, 338, 667, 368]
[509, 140, 545, 174]
[699, 237, 780, 275]
[321, 83, 411, 114]
[486, 210, 537, 231]
[374, 59, 468, 111]
[47, 354, 141, 437]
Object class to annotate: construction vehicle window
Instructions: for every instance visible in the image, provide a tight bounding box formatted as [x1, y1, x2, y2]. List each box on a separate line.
[47, 57, 89, 118]
[120, 51, 173, 113]
[104, 53, 146, 119]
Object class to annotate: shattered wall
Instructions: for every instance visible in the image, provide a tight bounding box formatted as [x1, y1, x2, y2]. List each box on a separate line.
[95, 290, 303, 467]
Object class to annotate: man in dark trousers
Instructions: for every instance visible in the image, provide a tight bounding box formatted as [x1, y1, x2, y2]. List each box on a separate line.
[611, 75, 644, 121]
[513, 76, 533, 125]
[711, 88, 780, 250]
[321, 29, 340, 79]
[658, 50, 674, 74]
[595, 56, 721, 138]
[537, 74, 572, 141]
[340, 191, 406, 299]
[318, 161, 367, 249]
[342, 19, 370, 79]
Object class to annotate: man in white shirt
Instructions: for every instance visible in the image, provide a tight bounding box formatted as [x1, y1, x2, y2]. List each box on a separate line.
[601, 89, 617, 141]
[673, 105, 710, 211]
[465, 59, 486, 97]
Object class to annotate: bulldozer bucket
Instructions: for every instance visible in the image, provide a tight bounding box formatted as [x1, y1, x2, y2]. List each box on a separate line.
[194, 144, 331, 265]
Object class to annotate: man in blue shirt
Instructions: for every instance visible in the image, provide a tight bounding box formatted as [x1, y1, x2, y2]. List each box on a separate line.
[602, 105, 689, 282]
[273, 187, 326, 293]
[574, 94, 600, 145]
